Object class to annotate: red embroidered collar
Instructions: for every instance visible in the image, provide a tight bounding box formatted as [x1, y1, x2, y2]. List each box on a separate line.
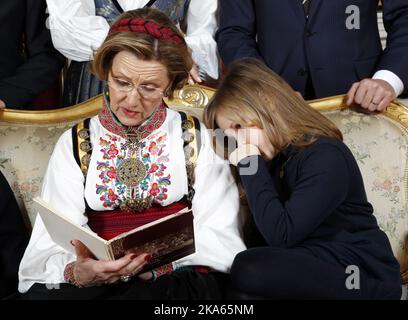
[98, 94, 167, 140]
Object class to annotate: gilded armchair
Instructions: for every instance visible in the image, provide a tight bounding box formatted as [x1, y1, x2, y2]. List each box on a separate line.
[1, 85, 407, 284]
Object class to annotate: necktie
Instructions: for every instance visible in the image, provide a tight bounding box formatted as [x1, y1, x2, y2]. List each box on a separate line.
[302, 0, 311, 18]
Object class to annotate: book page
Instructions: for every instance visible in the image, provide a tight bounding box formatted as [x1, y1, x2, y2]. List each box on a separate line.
[32, 197, 112, 260]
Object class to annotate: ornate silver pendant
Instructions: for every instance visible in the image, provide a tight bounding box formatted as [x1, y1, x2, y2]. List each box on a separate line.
[117, 158, 147, 187]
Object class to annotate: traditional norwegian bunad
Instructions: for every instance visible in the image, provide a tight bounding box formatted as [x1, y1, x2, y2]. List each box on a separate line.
[19, 93, 246, 297]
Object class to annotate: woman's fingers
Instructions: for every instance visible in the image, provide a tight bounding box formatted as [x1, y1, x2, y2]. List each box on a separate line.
[119, 253, 151, 276]
[93, 253, 138, 274]
[72, 246, 151, 286]
[94, 253, 150, 276]
[96, 253, 151, 285]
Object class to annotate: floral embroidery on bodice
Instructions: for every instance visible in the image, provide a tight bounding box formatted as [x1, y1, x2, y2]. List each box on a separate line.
[92, 93, 170, 209]
[95, 131, 171, 208]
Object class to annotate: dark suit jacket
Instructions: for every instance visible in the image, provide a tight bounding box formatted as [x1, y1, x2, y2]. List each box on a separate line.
[216, 0, 408, 98]
[0, 0, 65, 109]
[0, 171, 29, 299]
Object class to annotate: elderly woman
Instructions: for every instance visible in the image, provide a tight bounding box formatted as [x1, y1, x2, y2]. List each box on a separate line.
[18, 8, 245, 300]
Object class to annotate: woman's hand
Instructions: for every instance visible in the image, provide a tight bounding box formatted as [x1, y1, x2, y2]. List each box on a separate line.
[0, 99, 5, 109]
[71, 240, 150, 287]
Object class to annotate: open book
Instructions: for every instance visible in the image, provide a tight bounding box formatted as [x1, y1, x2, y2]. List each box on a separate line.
[33, 197, 195, 272]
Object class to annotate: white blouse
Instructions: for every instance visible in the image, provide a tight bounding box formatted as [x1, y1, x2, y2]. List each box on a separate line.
[18, 109, 246, 293]
[45, 0, 219, 79]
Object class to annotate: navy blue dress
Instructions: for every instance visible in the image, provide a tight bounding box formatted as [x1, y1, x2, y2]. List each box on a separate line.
[233, 137, 402, 299]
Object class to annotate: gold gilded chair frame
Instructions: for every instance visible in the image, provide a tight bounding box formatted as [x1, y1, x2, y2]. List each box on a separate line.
[1, 84, 407, 127]
[0, 84, 215, 125]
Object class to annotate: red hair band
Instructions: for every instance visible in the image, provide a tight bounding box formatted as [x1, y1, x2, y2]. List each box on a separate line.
[109, 17, 185, 45]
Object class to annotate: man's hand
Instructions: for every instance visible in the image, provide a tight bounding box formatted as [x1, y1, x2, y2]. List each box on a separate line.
[0, 99, 5, 109]
[346, 79, 396, 112]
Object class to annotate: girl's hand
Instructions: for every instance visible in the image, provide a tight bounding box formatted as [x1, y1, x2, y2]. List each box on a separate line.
[224, 127, 275, 164]
[224, 127, 262, 147]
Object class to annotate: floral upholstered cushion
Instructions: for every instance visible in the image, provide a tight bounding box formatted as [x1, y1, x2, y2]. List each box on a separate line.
[324, 109, 408, 272]
[0, 122, 80, 226]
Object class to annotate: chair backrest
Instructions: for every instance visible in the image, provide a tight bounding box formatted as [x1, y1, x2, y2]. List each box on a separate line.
[310, 96, 408, 284]
[1, 85, 407, 283]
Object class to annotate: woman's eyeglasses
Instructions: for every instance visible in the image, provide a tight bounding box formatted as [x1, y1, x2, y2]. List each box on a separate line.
[108, 76, 165, 100]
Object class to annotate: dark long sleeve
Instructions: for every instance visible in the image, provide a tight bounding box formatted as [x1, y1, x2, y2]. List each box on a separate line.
[0, 0, 65, 109]
[376, 0, 408, 91]
[238, 145, 350, 248]
[215, 0, 263, 66]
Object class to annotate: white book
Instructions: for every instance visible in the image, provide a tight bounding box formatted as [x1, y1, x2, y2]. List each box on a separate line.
[33, 197, 195, 271]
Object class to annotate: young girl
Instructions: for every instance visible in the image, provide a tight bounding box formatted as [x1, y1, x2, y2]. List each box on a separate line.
[204, 58, 403, 300]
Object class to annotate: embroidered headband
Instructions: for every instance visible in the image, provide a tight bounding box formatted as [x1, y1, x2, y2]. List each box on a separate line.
[109, 18, 185, 45]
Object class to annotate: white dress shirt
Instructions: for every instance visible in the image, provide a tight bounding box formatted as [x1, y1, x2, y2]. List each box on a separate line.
[373, 70, 404, 96]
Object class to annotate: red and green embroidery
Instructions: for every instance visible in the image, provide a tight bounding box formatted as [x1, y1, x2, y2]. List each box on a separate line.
[96, 131, 171, 208]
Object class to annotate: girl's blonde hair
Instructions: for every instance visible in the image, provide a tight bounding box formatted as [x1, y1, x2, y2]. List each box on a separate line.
[204, 58, 342, 154]
[91, 8, 193, 99]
